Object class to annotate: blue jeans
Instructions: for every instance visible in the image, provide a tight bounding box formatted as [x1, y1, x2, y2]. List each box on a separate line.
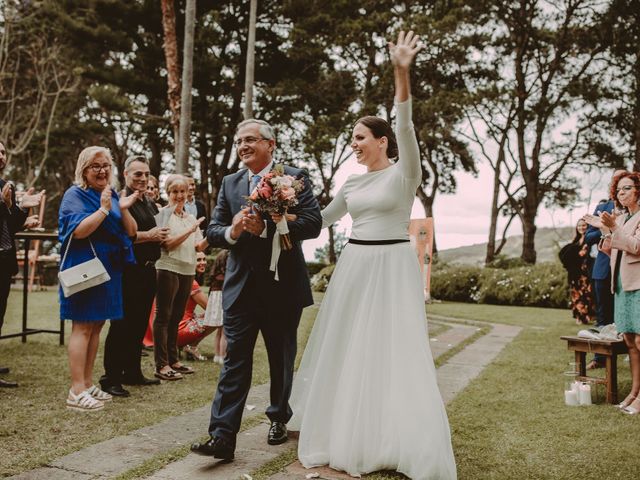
[591, 276, 614, 365]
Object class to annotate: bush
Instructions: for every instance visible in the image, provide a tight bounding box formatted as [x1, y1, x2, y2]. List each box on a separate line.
[311, 264, 336, 292]
[431, 261, 569, 309]
[306, 262, 327, 276]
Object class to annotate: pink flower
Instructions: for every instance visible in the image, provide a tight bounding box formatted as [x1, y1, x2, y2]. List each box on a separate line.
[280, 187, 295, 200]
[249, 190, 259, 201]
[258, 184, 273, 198]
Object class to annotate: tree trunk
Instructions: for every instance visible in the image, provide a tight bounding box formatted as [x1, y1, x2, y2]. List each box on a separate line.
[485, 142, 506, 265]
[520, 206, 537, 264]
[176, 0, 196, 174]
[243, 0, 257, 120]
[161, 0, 181, 156]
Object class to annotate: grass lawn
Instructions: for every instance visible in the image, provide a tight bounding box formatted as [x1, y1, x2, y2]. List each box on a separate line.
[426, 302, 640, 480]
[0, 289, 318, 477]
[2, 290, 640, 478]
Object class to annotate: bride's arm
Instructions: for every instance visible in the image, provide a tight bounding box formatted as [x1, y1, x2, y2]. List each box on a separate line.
[391, 31, 422, 181]
[321, 185, 347, 229]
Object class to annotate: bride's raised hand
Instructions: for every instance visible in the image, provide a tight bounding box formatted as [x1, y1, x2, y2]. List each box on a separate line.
[389, 30, 422, 69]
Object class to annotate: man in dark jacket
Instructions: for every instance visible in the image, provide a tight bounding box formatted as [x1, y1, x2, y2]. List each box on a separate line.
[0, 141, 44, 387]
[191, 118, 321, 460]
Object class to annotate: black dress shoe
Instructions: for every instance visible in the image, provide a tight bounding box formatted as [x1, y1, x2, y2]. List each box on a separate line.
[100, 383, 130, 397]
[122, 375, 160, 386]
[0, 366, 10, 374]
[191, 436, 235, 460]
[0, 378, 17, 388]
[267, 421, 288, 445]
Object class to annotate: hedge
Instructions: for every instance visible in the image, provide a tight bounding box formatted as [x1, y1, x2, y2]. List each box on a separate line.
[312, 260, 571, 309]
[430, 261, 569, 308]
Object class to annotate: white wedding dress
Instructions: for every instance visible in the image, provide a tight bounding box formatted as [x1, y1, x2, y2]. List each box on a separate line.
[288, 99, 457, 480]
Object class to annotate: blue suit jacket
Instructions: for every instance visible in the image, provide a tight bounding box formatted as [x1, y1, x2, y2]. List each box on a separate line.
[206, 165, 322, 312]
[585, 200, 614, 280]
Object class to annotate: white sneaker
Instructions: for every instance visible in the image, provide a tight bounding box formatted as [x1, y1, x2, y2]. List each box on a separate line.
[578, 328, 600, 340]
[213, 356, 224, 365]
[598, 324, 622, 341]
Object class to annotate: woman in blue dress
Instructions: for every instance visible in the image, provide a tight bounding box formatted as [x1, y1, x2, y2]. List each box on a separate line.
[59, 146, 138, 411]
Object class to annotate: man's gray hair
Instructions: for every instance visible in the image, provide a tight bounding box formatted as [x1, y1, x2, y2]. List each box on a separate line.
[236, 118, 275, 141]
[124, 155, 149, 172]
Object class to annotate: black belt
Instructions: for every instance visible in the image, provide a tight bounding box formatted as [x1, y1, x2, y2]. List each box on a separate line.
[348, 239, 410, 245]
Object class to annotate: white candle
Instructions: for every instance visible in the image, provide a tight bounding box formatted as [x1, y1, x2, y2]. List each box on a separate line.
[571, 381, 581, 394]
[565, 390, 579, 406]
[579, 383, 592, 405]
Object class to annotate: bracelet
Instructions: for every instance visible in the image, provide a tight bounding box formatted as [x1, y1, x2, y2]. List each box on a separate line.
[98, 206, 110, 216]
[601, 233, 612, 239]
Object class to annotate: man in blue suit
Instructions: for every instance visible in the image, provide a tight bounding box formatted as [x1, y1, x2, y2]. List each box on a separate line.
[192, 119, 322, 460]
[584, 170, 624, 368]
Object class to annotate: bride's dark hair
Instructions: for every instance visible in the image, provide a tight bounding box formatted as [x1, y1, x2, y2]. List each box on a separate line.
[355, 116, 399, 159]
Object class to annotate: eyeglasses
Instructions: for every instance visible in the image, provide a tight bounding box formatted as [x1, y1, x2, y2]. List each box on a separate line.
[87, 163, 111, 173]
[234, 136, 267, 148]
[616, 185, 635, 193]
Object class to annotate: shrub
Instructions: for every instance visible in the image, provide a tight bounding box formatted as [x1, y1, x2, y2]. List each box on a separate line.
[311, 264, 336, 292]
[306, 262, 327, 276]
[431, 262, 569, 309]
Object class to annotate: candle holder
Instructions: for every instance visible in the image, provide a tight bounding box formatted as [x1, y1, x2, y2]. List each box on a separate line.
[563, 370, 580, 406]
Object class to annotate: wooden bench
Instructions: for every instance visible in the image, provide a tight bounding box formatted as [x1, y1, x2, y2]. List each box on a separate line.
[560, 336, 628, 404]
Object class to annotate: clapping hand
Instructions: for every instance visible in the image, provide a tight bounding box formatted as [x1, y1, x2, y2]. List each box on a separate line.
[389, 30, 422, 69]
[1, 182, 12, 208]
[192, 217, 205, 233]
[582, 213, 603, 229]
[600, 211, 618, 230]
[101, 186, 113, 211]
[148, 226, 170, 242]
[18, 188, 45, 209]
[23, 215, 40, 229]
[242, 211, 265, 236]
[119, 189, 140, 210]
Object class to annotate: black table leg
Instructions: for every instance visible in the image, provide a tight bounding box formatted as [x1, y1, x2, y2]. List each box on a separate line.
[21, 239, 30, 343]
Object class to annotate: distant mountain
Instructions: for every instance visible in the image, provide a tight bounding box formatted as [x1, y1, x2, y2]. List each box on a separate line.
[438, 226, 575, 265]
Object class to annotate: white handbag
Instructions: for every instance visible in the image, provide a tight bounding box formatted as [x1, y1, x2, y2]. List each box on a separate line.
[58, 237, 111, 298]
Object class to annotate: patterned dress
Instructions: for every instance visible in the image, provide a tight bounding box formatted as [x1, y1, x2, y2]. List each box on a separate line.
[569, 242, 596, 324]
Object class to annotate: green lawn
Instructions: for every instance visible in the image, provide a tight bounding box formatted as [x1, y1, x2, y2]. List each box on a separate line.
[426, 302, 639, 480]
[2, 291, 639, 478]
[0, 289, 318, 477]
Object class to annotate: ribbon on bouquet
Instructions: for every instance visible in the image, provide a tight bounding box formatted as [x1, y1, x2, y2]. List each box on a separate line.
[269, 217, 289, 281]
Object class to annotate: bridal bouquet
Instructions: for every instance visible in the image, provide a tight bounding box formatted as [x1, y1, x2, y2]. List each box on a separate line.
[246, 164, 303, 250]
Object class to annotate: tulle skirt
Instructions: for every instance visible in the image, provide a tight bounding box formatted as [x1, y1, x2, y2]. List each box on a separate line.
[202, 290, 223, 327]
[289, 242, 456, 480]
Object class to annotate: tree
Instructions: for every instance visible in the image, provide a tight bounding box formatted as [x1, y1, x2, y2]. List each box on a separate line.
[176, 0, 196, 173]
[460, 0, 612, 264]
[161, 0, 181, 154]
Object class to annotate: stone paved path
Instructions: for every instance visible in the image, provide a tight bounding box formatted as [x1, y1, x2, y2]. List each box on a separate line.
[10, 318, 520, 480]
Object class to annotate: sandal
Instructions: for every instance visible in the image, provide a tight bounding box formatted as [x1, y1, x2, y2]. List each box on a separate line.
[154, 369, 183, 381]
[171, 364, 195, 374]
[183, 345, 206, 361]
[67, 389, 104, 412]
[86, 384, 113, 402]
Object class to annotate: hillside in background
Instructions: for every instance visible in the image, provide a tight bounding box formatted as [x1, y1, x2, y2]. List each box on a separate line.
[438, 226, 575, 265]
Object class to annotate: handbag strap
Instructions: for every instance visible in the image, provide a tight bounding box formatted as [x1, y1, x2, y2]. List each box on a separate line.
[60, 236, 98, 270]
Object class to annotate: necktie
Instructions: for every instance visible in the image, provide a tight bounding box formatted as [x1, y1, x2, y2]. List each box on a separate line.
[250, 174, 261, 193]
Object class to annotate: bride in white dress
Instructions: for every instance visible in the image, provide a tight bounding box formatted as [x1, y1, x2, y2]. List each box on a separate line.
[288, 31, 457, 480]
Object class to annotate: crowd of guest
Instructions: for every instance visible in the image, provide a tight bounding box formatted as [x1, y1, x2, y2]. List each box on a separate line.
[0, 144, 222, 410]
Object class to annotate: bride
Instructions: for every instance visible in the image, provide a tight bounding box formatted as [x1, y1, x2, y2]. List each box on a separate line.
[288, 31, 457, 479]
